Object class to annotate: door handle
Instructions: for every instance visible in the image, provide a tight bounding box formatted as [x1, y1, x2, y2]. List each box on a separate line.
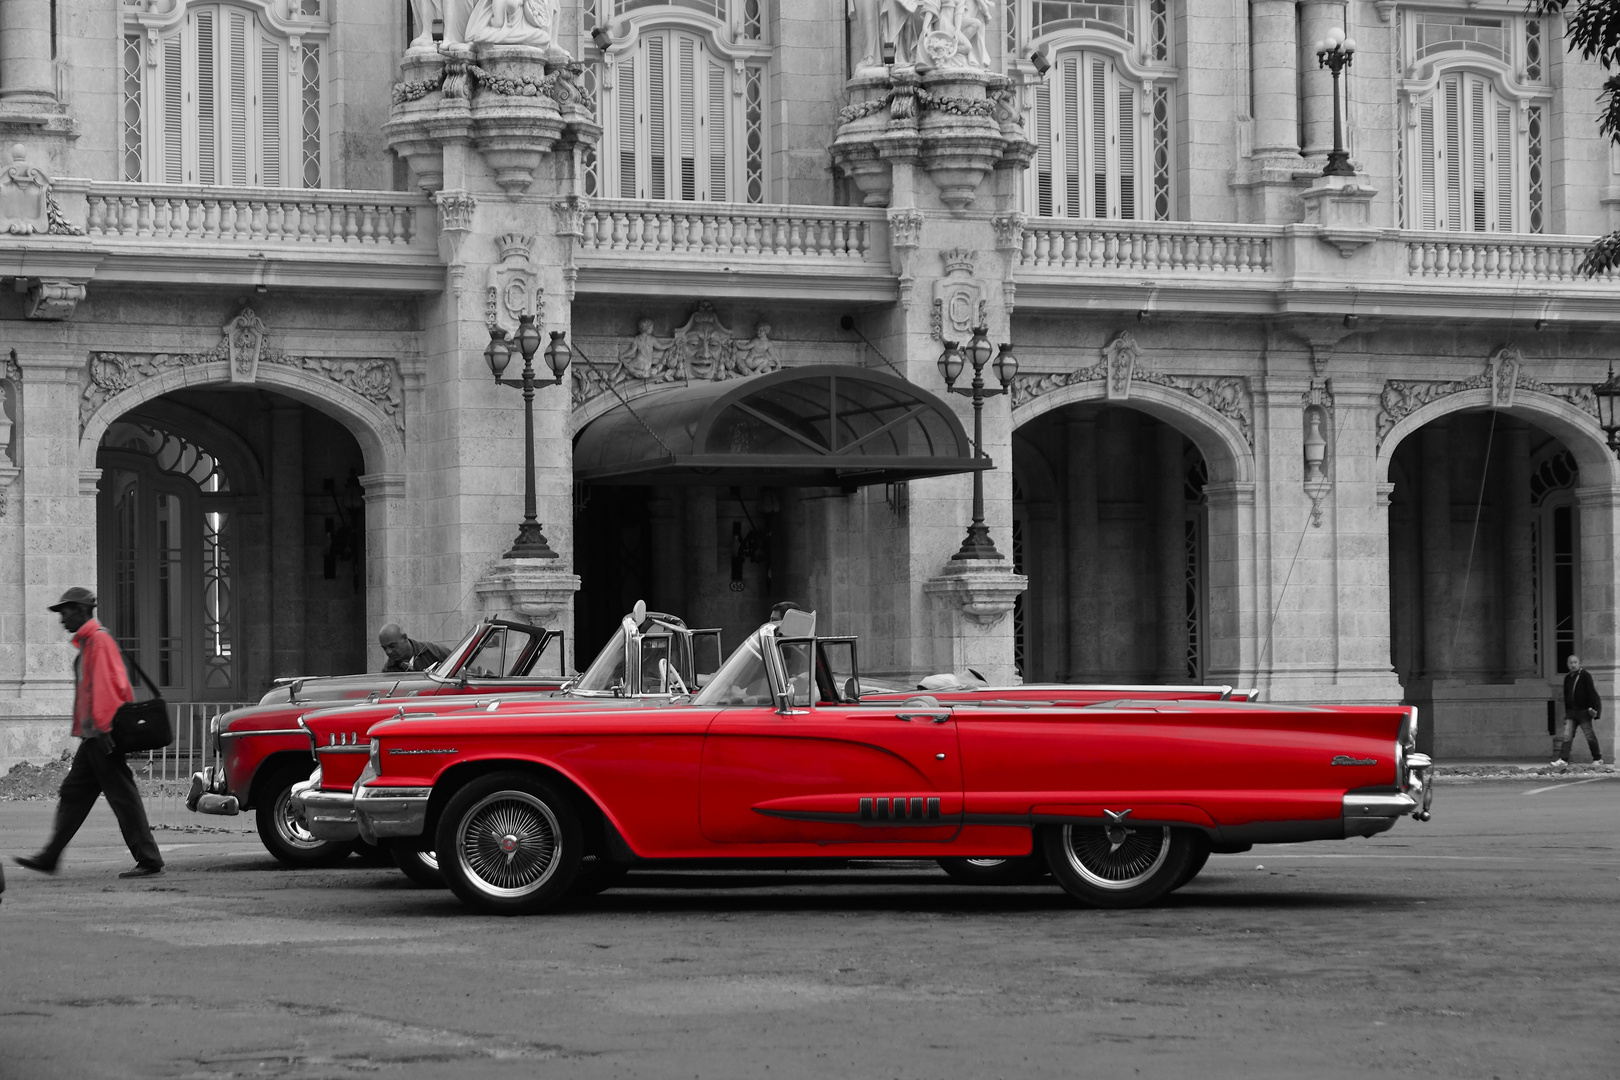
[895, 712, 951, 723]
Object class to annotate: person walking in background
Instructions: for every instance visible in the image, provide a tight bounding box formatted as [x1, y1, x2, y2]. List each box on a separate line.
[1553, 653, 1604, 767]
[377, 623, 451, 673]
[13, 587, 164, 879]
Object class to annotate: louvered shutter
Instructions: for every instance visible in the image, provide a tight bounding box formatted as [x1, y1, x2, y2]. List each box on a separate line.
[1089, 58, 1107, 215]
[161, 33, 185, 183]
[1468, 78, 1487, 230]
[707, 59, 727, 201]
[223, 8, 251, 186]
[1061, 57, 1080, 216]
[1443, 76, 1462, 230]
[1034, 81, 1054, 216]
[646, 35, 666, 199]
[1495, 103, 1514, 231]
[1117, 80, 1136, 220]
[196, 9, 217, 185]
[676, 34, 697, 200]
[261, 37, 284, 187]
[1417, 99, 1437, 229]
[617, 56, 636, 197]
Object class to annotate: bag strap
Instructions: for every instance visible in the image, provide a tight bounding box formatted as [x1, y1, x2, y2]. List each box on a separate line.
[100, 629, 162, 699]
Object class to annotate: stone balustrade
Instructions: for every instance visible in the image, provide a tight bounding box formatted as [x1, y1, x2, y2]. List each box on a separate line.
[64, 181, 433, 251]
[1402, 232, 1620, 282]
[576, 199, 887, 263]
[1018, 220, 1278, 274]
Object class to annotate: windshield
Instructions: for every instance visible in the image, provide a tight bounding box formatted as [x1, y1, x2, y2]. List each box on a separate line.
[575, 625, 630, 693]
[426, 624, 482, 678]
[693, 629, 774, 706]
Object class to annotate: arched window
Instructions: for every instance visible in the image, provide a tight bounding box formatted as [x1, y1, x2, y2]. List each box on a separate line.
[1029, 49, 1168, 219]
[121, 1, 326, 187]
[1397, 9, 1546, 232]
[587, 7, 768, 203]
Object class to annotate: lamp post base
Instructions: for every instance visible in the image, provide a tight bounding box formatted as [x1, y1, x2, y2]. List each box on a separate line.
[504, 521, 559, 560]
[950, 524, 1004, 561]
[1321, 148, 1355, 177]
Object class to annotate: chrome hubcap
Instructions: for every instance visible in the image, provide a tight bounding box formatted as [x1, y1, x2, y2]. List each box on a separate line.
[277, 789, 322, 849]
[1061, 823, 1171, 891]
[456, 791, 560, 898]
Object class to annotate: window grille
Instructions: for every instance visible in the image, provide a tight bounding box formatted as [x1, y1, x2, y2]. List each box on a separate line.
[1148, 0, 1167, 61]
[1527, 103, 1543, 233]
[1033, 1, 1136, 44]
[1525, 18, 1542, 81]
[122, 34, 144, 182]
[1414, 13, 1507, 64]
[1151, 84, 1170, 219]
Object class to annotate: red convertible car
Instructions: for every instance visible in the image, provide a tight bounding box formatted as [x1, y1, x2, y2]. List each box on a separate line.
[352, 612, 1434, 915]
[192, 612, 720, 866]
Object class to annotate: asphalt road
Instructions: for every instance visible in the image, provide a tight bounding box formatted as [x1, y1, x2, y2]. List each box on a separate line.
[1, 780, 1616, 1080]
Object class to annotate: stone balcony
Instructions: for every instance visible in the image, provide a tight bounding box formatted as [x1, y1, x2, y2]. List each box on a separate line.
[0, 182, 1614, 322]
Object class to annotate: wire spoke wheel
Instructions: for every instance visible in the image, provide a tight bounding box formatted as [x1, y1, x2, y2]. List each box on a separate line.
[1059, 823, 1171, 890]
[455, 790, 562, 898]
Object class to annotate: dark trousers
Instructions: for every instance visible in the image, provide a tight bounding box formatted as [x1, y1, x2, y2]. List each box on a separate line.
[39, 737, 163, 868]
[1555, 711, 1604, 763]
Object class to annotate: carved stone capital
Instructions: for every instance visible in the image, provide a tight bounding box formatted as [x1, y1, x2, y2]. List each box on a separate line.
[923, 560, 1028, 626]
[26, 281, 86, 321]
[476, 558, 580, 623]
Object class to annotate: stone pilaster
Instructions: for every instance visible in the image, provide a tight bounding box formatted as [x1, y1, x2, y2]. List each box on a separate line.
[1502, 421, 1537, 678]
[1575, 482, 1620, 762]
[1065, 416, 1097, 681]
[1235, 0, 1307, 222]
[1298, 1, 1343, 163]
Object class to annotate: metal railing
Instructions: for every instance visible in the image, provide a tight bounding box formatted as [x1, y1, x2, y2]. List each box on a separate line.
[129, 700, 257, 830]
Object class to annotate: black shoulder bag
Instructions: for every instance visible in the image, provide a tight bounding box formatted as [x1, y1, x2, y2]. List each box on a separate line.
[110, 650, 174, 755]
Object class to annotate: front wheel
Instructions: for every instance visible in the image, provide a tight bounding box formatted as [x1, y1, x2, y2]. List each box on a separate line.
[254, 763, 350, 869]
[937, 856, 1047, 886]
[1041, 821, 1194, 909]
[1170, 833, 1212, 892]
[435, 772, 582, 916]
[391, 845, 445, 889]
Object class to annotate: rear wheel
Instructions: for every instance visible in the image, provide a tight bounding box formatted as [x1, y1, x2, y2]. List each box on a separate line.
[390, 845, 445, 889]
[937, 856, 1047, 885]
[1041, 821, 1193, 908]
[435, 772, 582, 916]
[254, 763, 350, 869]
[1170, 833, 1212, 892]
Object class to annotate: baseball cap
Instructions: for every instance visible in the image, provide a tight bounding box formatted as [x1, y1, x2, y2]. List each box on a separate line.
[48, 586, 97, 612]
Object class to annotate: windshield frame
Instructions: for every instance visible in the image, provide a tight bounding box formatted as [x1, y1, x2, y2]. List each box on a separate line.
[692, 623, 782, 707]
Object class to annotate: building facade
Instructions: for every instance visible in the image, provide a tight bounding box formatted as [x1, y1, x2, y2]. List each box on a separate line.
[2, 0, 1619, 769]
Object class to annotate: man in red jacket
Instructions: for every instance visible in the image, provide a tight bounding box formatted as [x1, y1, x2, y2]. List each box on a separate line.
[13, 587, 164, 878]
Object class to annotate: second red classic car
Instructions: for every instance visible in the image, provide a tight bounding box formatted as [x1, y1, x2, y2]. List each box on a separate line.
[351, 612, 1435, 915]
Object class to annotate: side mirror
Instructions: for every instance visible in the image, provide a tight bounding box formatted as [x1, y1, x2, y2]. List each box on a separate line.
[633, 599, 648, 625]
[775, 689, 793, 714]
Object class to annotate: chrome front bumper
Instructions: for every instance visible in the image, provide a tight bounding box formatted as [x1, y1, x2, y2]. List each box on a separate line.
[291, 785, 360, 843]
[187, 767, 239, 816]
[353, 785, 432, 844]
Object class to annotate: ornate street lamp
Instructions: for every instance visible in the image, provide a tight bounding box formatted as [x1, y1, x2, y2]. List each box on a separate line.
[938, 325, 1018, 561]
[485, 313, 572, 559]
[1315, 26, 1357, 178]
[1594, 362, 1620, 458]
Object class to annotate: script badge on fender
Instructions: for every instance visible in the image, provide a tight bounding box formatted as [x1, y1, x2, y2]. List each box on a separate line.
[1331, 754, 1378, 766]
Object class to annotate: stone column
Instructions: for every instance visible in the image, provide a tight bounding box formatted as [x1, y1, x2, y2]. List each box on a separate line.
[1420, 422, 1451, 678]
[1066, 416, 1099, 681]
[1250, 0, 1301, 158]
[360, 472, 406, 669]
[1029, 502, 1064, 682]
[269, 404, 306, 680]
[1157, 424, 1187, 681]
[1298, 1, 1341, 162]
[1501, 421, 1536, 677]
[0, 0, 55, 104]
[1203, 480, 1259, 687]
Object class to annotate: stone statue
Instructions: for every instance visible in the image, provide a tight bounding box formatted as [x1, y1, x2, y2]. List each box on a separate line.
[409, 0, 475, 46]
[849, 0, 886, 74]
[886, 0, 940, 68]
[618, 319, 673, 381]
[935, 0, 991, 69]
[732, 324, 779, 377]
[464, 0, 555, 48]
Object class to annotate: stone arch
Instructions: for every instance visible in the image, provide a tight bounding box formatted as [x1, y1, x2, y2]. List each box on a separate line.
[1011, 379, 1255, 485]
[1375, 388, 1620, 491]
[78, 362, 406, 479]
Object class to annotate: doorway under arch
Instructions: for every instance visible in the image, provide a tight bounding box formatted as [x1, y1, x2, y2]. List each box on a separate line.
[1013, 403, 1209, 684]
[95, 388, 370, 700]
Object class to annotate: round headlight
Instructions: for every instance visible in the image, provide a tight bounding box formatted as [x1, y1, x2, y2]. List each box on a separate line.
[369, 738, 382, 774]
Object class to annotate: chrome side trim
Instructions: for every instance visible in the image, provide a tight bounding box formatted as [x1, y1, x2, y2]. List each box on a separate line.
[218, 728, 308, 741]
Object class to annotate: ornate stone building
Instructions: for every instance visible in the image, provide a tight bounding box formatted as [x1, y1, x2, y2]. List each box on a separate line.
[2, 0, 1618, 767]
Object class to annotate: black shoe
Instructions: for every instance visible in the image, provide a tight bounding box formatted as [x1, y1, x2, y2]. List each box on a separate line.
[117, 864, 163, 879]
[13, 854, 57, 875]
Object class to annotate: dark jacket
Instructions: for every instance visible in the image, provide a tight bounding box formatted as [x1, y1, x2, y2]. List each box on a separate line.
[382, 638, 451, 673]
[1563, 668, 1602, 718]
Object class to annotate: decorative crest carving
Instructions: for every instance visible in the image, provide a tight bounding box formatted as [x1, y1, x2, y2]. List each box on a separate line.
[1375, 349, 1596, 448]
[1102, 332, 1139, 400]
[932, 248, 985, 341]
[79, 313, 405, 433]
[487, 233, 541, 332]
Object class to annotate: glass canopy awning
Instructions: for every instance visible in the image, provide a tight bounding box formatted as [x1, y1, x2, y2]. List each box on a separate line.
[573, 365, 988, 487]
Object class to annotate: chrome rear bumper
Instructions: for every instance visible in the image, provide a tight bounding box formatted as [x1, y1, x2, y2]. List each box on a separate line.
[1342, 791, 1418, 837]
